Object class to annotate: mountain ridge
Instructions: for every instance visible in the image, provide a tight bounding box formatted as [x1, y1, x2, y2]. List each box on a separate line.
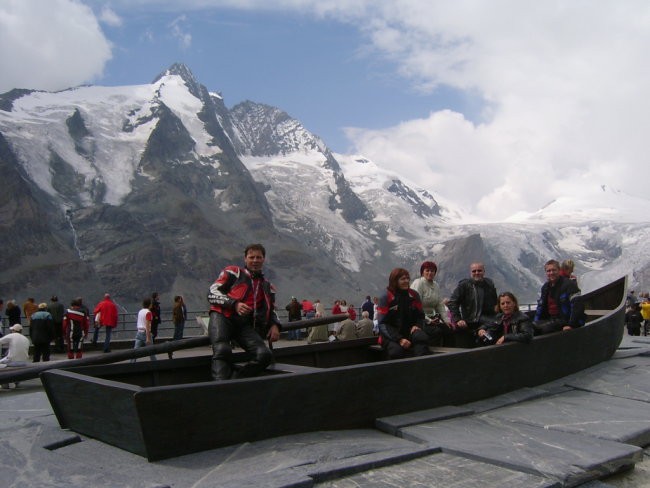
[0, 63, 648, 311]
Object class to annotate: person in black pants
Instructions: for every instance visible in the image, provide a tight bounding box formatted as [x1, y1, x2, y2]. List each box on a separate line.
[377, 268, 430, 359]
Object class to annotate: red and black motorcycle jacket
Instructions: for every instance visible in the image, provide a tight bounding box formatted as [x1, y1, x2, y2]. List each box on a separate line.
[207, 266, 282, 333]
[376, 288, 425, 343]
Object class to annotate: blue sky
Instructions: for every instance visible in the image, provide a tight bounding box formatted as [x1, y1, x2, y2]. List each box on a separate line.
[2, 1, 650, 221]
[96, 7, 476, 152]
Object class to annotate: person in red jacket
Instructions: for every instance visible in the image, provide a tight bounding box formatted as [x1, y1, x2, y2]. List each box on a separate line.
[93, 293, 119, 353]
[63, 298, 89, 359]
[207, 243, 282, 380]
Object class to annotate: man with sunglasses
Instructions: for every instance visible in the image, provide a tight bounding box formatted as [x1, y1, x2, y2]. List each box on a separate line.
[448, 262, 498, 348]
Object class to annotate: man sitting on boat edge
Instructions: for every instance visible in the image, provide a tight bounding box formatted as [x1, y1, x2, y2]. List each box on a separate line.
[533, 259, 586, 334]
[447, 262, 498, 348]
[207, 243, 282, 380]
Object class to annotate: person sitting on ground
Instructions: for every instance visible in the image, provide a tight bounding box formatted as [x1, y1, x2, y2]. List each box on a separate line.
[0, 324, 29, 367]
[376, 268, 430, 359]
[307, 298, 329, 343]
[411, 260, 453, 346]
[307, 320, 330, 343]
[477, 292, 534, 345]
[29, 303, 54, 362]
[356, 310, 375, 338]
[0, 324, 30, 389]
[337, 317, 357, 340]
[533, 259, 586, 334]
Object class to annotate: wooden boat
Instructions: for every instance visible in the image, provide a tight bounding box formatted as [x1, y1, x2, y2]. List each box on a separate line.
[40, 277, 626, 461]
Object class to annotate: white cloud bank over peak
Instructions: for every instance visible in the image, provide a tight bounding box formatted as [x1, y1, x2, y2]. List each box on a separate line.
[2, 0, 649, 222]
[321, 1, 650, 221]
[0, 0, 112, 93]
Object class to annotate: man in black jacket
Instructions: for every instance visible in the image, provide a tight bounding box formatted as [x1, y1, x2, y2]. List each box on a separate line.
[448, 262, 498, 348]
[533, 259, 585, 334]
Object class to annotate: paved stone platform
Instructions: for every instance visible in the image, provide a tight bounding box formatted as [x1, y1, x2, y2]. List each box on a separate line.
[1, 336, 649, 487]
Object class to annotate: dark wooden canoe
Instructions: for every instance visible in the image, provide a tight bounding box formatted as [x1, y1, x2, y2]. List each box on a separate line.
[40, 277, 626, 461]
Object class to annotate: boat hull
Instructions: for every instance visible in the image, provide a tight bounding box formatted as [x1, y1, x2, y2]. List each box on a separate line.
[41, 277, 626, 461]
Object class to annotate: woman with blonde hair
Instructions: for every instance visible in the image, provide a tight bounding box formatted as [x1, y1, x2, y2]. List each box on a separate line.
[560, 259, 577, 281]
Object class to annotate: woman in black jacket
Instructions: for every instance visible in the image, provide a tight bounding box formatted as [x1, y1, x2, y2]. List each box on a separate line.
[377, 268, 430, 359]
[478, 292, 534, 345]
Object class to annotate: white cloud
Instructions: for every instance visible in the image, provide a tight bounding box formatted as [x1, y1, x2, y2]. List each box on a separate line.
[170, 15, 192, 49]
[99, 5, 123, 27]
[325, 1, 650, 220]
[123, 1, 650, 220]
[2, 0, 649, 222]
[0, 0, 112, 93]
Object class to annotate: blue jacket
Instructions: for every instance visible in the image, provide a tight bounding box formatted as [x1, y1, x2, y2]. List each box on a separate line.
[534, 276, 586, 328]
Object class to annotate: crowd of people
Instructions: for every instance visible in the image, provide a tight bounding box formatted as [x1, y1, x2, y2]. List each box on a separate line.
[0, 292, 189, 386]
[374, 258, 585, 359]
[202, 243, 594, 380]
[0, 243, 615, 384]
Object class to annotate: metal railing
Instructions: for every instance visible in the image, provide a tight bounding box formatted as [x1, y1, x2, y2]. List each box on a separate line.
[1, 309, 302, 339]
[1, 304, 539, 339]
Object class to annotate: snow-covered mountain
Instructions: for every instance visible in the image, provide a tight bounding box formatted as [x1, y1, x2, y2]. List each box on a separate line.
[506, 185, 650, 224]
[0, 63, 648, 310]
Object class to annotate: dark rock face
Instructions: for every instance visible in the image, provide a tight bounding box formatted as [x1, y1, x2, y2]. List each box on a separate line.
[0, 64, 632, 311]
[0, 65, 372, 310]
[387, 179, 441, 218]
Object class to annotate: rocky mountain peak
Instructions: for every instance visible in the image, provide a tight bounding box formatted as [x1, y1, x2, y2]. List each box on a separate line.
[230, 100, 325, 157]
[153, 63, 204, 100]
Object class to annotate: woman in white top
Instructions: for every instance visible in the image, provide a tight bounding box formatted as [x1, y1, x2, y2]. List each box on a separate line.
[411, 261, 453, 346]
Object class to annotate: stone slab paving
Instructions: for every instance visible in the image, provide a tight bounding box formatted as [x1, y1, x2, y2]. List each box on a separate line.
[2, 342, 650, 487]
[485, 389, 650, 446]
[375, 405, 473, 436]
[565, 362, 650, 404]
[398, 416, 642, 487]
[315, 451, 558, 488]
